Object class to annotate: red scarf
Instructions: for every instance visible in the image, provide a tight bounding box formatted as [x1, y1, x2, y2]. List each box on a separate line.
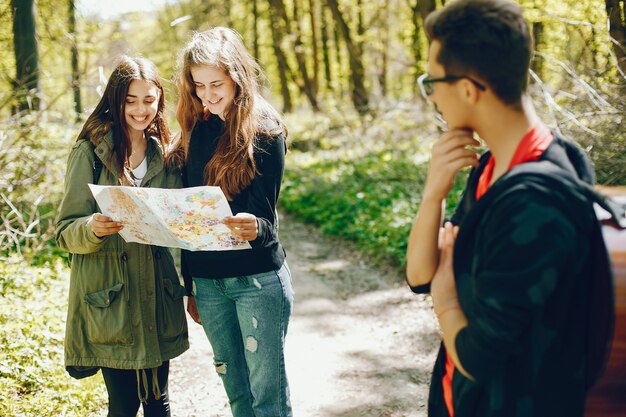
[442, 123, 553, 417]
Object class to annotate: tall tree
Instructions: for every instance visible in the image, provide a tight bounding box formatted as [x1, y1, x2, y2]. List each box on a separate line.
[321, 7, 333, 91]
[308, 0, 320, 95]
[408, 1, 423, 97]
[531, 21, 544, 79]
[333, 14, 345, 96]
[408, 0, 436, 97]
[356, 0, 365, 54]
[605, 0, 626, 74]
[291, 0, 320, 110]
[68, 0, 81, 121]
[326, 0, 369, 114]
[266, 2, 293, 112]
[11, 0, 40, 112]
[378, 2, 389, 97]
[267, 0, 320, 111]
[252, 0, 260, 60]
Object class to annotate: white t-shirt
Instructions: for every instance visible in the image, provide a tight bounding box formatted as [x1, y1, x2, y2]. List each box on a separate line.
[131, 157, 148, 187]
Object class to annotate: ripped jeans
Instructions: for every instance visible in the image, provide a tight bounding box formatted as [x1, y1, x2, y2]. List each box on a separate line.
[193, 262, 294, 417]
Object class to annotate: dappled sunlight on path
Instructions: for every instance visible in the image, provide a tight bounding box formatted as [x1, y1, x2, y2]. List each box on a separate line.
[168, 213, 439, 416]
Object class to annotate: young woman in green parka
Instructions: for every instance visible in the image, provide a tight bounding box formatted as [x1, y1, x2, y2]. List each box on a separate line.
[55, 55, 189, 417]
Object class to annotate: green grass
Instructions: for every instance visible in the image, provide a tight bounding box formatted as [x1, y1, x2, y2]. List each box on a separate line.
[0, 257, 107, 417]
[282, 107, 467, 268]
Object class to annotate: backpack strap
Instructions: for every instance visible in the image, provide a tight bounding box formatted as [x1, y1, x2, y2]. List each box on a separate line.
[92, 152, 103, 185]
[79, 139, 103, 185]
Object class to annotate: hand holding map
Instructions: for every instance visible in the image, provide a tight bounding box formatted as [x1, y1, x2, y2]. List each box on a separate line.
[88, 184, 252, 251]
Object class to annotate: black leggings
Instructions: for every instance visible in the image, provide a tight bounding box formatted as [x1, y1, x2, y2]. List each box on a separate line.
[101, 361, 170, 417]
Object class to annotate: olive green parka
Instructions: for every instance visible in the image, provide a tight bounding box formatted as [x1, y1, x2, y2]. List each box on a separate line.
[55, 129, 189, 378]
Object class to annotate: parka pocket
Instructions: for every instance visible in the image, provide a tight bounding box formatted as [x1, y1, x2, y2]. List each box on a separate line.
[155, 249, 188, 341]
[83, 283, 133, 345]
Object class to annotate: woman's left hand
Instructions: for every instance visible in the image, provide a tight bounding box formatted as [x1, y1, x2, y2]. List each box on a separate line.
[223, 212, 258, 241]
[186, 296, 202, 325]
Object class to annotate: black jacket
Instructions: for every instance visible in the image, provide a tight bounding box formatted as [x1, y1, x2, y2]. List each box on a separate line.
[414, 134, 597, 417]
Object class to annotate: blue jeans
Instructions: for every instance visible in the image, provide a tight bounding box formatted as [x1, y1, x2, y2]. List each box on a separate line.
[193, 262, 294, 417]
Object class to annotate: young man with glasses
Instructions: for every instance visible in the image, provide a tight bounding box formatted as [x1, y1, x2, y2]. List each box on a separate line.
[406, 0, 598, 416]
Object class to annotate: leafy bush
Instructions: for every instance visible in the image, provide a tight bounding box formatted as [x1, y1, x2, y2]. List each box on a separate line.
[0, 112, 76, 261]
[0, 256, 106, 416]
[282, 106, 467, 267]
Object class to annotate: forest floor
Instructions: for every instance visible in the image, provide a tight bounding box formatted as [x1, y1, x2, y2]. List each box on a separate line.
[168, 212, 441, 417]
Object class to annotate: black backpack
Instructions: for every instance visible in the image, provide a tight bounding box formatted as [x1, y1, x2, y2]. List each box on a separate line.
[509, 160, 626, 390]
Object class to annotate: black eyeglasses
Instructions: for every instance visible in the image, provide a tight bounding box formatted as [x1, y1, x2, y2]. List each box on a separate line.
[417, 73, 487, 97]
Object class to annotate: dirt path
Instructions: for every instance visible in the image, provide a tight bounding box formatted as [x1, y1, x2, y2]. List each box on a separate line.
[168, 213, 440, 417]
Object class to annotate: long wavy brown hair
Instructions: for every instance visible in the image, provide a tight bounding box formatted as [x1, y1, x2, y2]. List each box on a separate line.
[169, 27, 287, 200]
[77, 55, 170, 184]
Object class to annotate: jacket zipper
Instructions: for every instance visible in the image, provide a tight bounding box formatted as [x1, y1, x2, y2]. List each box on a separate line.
[154, 250, 168, 328]
[121, 252, 130, 302]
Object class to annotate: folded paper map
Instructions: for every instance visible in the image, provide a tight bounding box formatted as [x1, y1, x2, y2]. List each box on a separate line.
[88, 184, 251, 251]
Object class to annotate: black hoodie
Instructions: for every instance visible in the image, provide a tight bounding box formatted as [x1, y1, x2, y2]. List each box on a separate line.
[181, 115, 287, 285]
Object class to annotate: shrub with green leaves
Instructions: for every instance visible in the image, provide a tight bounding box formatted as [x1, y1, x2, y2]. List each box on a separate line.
[280, 105, 467, 268]
[0, 257, 106, 416]
[0, 113, 76, 260]
[282, 147, 466, 267]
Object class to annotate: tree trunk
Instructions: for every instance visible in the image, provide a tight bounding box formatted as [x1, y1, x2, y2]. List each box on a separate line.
[591, 25, 600, 74]
[419, 0, 437, 23]
[68, 0, 81, 121]
[605, 0, 626, 75]
[333, 15, 344, 97]
[309, 0, 320, 95]
[357, 0, 365, 55]
[409, 0, 422, 97]
[267, 2, 293, 112]
[11, 0, 40, 112]
[289, 0, 320, 110]
[253, 0, 260, 60]
[407, 0, 435, 97]
[267, 0, 319, 111]
[531, 21, 544, 79]
[326, 0, 369, 114]
[378, 3, 389, 97]
[321, 7, 333, 91]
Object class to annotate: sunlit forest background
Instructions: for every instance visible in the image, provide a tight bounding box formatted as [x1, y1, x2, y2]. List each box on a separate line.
[1, 0, 625, 415]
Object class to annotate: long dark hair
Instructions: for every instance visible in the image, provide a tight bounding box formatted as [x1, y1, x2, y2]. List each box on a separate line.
[77, 55, 170, 184]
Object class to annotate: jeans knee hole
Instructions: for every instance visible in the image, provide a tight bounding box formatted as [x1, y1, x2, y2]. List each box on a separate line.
[214, 362, 227, 375]
[246, 336, 258, 352]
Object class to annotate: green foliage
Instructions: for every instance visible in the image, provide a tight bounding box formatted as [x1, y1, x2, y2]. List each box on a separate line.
[0, 257, 106, 416]
[281, 107, 466, 267]
[282, 152, 460, 266]
[0, 113, 77, 260]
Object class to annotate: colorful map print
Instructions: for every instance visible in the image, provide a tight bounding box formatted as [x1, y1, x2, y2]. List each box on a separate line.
[88, 185, 251, 251]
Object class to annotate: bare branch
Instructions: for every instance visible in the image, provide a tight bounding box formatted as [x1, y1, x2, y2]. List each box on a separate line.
[529, 68, 601, 136]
